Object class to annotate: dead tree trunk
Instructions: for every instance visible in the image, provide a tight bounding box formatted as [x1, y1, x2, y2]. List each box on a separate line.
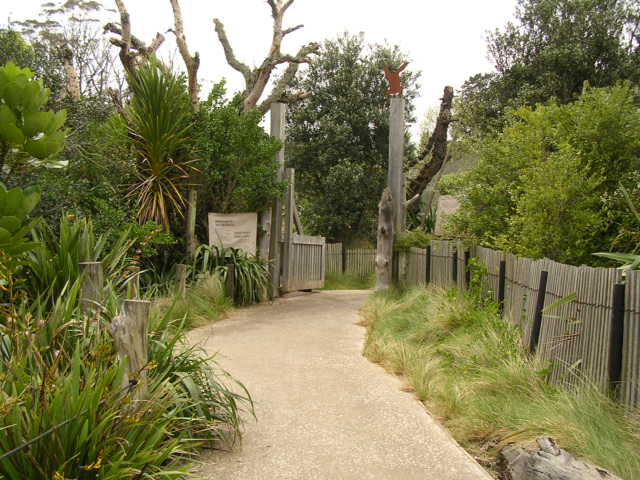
[169, 0, 201, 262]
[375, 188, 394, 291]
[61, 46, 81, 101]
[408, 86, 454, 203]
[213, 0, 319, 114]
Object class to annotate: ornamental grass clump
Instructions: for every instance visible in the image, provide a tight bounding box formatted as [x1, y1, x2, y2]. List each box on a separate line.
[362, 287, 640, 478]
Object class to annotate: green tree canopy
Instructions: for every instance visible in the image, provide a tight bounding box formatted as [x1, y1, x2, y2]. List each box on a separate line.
[194, 82, 284, 215]
[457, 0, 640, 136]
[286, 33, 420, 244]
[447, 83, 640, 265]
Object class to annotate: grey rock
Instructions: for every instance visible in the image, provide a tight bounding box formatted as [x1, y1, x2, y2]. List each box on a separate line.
[501, 437, 622, 480]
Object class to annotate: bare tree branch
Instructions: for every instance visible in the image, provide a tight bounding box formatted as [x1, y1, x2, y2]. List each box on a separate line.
[169, 0, 200, 113]
[213, 18, 253, 85]
[105, 0, 164, 73]
[214, 0, 319, 113]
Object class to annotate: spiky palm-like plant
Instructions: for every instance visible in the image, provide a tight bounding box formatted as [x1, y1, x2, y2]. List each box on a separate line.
[125, 62, 194, 230]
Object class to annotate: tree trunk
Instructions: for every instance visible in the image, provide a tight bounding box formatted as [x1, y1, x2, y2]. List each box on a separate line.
[375, 188, 394, 291]
[408, 86, 454, 202]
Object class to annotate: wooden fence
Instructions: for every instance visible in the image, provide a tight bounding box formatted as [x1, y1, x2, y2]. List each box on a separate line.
[325, 244, 376, 276]
[402, 239, 640, 409]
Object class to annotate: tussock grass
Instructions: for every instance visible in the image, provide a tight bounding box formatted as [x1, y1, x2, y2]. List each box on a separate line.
[322, 273, 374, 290]
[153, 272, 231, 329]
[362, 287, 640, 478]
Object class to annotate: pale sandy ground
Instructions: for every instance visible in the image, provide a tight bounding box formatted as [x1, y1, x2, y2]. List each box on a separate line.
[188, 290, 491, 480]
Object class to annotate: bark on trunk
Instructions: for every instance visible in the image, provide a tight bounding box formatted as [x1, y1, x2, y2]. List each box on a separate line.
[213, 0, 319, 114]
[375, 188, 394, 291]
[408, 86, 454, 201]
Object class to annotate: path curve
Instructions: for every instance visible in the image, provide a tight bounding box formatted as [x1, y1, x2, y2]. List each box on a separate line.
[189, 290, 491, 480]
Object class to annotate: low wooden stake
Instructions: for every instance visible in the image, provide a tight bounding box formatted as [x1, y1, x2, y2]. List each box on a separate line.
[176, 263, 187, 299]
[111, 299, 151, 400]
[79, 261, 103, 314]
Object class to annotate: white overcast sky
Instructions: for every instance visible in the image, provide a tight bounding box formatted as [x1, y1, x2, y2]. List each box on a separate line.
[2, 0, 517, 140]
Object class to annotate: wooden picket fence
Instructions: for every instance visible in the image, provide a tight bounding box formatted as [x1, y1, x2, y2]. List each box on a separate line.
[325, 244, 376, 276]
[402, 240, 640, 409]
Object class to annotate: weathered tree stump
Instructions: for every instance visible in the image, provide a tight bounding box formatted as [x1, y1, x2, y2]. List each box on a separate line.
[375, 188, 394, 291]
[110, 299, 151, 400]
[501, 437, 621, 480]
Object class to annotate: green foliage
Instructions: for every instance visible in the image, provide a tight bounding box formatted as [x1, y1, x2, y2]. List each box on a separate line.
[448, 84, 640, 265]
[195, 82, 284, 215]
[394, 229, 433, 251]
[457, 0, 640, 136]
[0, 182, 41, 257]
[24, 215, 133, 302]
[192, 245, 270, 305]
[286, 32, 420, 243]
[123, 62, 193, 230]
[363, 287, 640, 478]
[0, 62, 67, 175]
[0, 277, 250, 478]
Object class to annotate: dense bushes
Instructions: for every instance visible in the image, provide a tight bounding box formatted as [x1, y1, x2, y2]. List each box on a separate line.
[445, 84, 640, 265]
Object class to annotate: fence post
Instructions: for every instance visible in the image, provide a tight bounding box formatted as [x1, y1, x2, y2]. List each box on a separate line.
[529, 270, 548, 353]
[498, 260, 506, 314]
[176, 263, 187, 299]
[464, 250, 471, 290]
[110, 299, 151, 400]
[226, 263, 236, 304]
[341, 243, 347, 274]
[452, 249, 458, 285]
[426, 245, 431, 284]
[608, 283, 626, 395]
[79, 261, 103, 313]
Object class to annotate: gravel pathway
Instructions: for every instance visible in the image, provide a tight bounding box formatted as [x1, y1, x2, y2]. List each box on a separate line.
[189, 290, 491, 480]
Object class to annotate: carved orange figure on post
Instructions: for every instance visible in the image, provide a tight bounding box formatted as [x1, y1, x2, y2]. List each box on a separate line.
[383, 62, 408, 95]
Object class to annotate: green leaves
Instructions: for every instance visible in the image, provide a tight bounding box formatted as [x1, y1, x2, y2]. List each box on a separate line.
[0, 182, 41, 257]
[123, 61, 193, 229]
[0, 61, 67, 164]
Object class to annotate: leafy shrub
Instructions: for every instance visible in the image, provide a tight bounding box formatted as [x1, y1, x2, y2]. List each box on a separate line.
[448, 83, 640, 265]
[194, 82, 284, 216]
[193, 245, 270, 305]
[0, 61, 67, 177]
[395, 229, 433, 251]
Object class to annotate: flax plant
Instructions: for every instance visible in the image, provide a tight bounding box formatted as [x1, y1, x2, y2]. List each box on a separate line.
[124, 62, 195, 230]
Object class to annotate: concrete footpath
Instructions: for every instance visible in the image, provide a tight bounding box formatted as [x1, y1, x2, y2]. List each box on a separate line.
[189, 290, 491, 480]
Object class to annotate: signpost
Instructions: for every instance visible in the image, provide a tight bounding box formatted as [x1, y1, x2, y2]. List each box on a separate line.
[208, 212, 258, 255]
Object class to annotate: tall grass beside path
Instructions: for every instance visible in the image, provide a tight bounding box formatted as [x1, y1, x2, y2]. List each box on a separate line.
[362, 287, 640, 479]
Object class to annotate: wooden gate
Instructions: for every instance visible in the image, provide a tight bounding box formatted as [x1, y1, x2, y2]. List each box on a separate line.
[281, 234, 326, 292]
[279, 168, 326, 293]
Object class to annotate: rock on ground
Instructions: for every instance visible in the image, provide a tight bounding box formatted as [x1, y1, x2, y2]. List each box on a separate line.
[501, 437, 621, 480]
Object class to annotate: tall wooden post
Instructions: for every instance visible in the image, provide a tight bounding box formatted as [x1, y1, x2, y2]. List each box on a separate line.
[281, 168, 295, 293]
[375, 188, 394, 291]
[269, 102, 287, 298]
[79, 261, 103, 313]
[186, 189, 198, 262]
[388, 96, 406, 233]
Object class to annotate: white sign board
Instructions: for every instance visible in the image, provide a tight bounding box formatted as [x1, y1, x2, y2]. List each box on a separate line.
[208, 212, 258, 255]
